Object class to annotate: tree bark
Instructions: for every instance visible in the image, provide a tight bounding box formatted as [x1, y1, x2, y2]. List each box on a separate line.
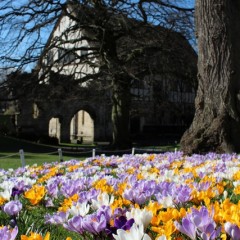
[111, 75, 132, 149]
[180, 0, 240, 154]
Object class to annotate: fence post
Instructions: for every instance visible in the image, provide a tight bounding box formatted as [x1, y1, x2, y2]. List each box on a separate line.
[92, 149, 96, 158]
[58, 148, 63, 162]
[19, 149, 25, 167]
[132, 148, 135, 155]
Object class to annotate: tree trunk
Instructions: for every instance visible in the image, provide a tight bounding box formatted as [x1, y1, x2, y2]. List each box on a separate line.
[111, 76, 132, 149]
[180, 0, 240, 154]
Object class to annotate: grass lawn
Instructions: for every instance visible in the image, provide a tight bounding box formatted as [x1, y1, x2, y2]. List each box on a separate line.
[0, 135, 87, 169]
[0, 152, 82, 169]
[0, 134, 180, 170]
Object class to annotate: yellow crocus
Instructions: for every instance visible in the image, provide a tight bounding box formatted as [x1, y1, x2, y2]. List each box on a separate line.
[191, 189, 215, 206]
[146, 201, 162, 216]
[21, 232, 50, 240]
[24, 185, 46, 205]
[234, 185, 240, 195]
[148, 167, 160, 174]
[58, 193, 79, 212]
[233, 171, 240, 181]
[0, 196, 6, 206]
[147, 154, 155, 161]
[137, 173, 144, 180]
[116, 182, 128, 195]
[92, 179, 113, 193]
[37, 167, 59, 183]
[158, 207, 186, 223]
[110, 197, 131, 211]
[211, 198, 240, 225]
[152, 220, 176, 237]
[67, 164, 80, 172]
[221, 233, 227, 240]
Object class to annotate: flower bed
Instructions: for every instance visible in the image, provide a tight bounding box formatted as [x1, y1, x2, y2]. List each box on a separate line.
[1, 152, 240, 239]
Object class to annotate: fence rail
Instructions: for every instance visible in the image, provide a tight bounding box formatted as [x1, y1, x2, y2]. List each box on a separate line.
[0, 147, 178, 167]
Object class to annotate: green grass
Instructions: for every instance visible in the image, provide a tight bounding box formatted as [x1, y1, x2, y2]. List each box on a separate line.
[0, 152, 82, 169]
[140, 144, 180, 152]
[0, 135, 88, 170]
[0, 135, 57, 153]
[0, 134, 180, 170]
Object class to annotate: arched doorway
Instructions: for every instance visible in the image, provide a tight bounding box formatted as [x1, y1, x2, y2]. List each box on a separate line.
[70, 110, 94, 144]
[49, 117, 61, 140]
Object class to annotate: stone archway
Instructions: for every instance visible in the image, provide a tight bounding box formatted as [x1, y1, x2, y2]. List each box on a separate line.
[70, 110, 94, 144]
[49, 117, 61, 140]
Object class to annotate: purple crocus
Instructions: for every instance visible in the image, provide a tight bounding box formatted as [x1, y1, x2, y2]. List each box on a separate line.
[191, 207, 221, 239]
[64, 215, 84, 234]
[106, 216, 134, 237]
[60, 179, 82, 197]
[46, 182, 59, 198]
[224, 222, 240, 240]
[123, 180, 156, 205]
[81, 211, 108, 234]
[175, 217, 197, 240]
[175, 206, 221, 240]
[0, 226, 18, 240]
[11, 188, 24, 198]
[3, 200, 22, 216]
[45, 211, 69, 225]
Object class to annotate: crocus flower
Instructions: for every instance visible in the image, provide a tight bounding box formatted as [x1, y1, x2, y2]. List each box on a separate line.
[174, 185, 192, 204]
[0, 226, 18, 240]
[21, 231, 50, 240]
[156, 236, 167, 240]
[60, 179, 82, 197]
[24, 185, 46, 205]
[123, 180, 156, 205]
[3, 200, 22, 216]
[64, 215, 84, 234]
[91, 192, 114, 210]
[82, 210, 108, 234]
[126, 208, 153, 230]
[191, 207, 221, 239]
[11, 187, 24, 198]
[113, 223, 151, 240]
[68, 201, 90, 217]
[175, 206, 221, 240]
[45, 211, 69, 225]
[224, 222, 240, 240]
[46, 182, 59, 199]
[106, 216, 134, 236]
[175, 217, 197, 240]
[0, 181, 14, 201]
[114, 216, 134, 230]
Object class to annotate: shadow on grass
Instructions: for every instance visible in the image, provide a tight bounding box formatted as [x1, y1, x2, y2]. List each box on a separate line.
[0, 135, 59, 153]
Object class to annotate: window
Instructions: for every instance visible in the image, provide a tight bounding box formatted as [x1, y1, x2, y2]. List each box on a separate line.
[33, 103, 39, 119]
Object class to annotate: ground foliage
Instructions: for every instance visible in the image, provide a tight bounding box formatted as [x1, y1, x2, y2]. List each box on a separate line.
[0, 152, 240, 239]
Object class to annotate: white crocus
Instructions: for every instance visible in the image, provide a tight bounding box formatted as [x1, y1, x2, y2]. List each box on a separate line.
[113, 223, 151, 240]
[160, 196, 174, 208]
[68, 201, 90, 217]
[126, 208, 153, 230]
[223, 190, 228, 199]
[0, 190, 12, 201]
[91, 192, 114, 210]
[18, 176, 36, 186]
[156, 235, 167, 240]
[0, 181, 15, 200]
